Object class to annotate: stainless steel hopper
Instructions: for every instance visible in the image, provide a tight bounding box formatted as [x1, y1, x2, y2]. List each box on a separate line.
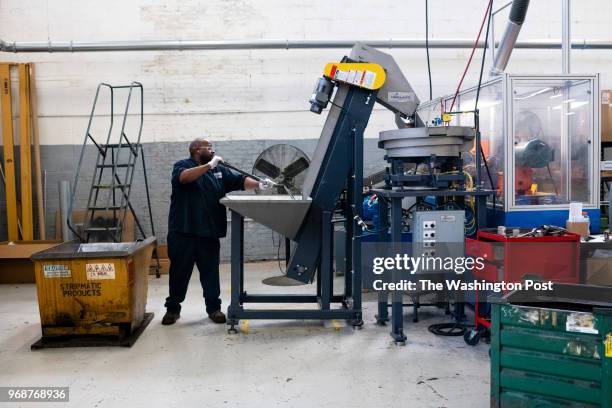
[220, 195, 311, 240]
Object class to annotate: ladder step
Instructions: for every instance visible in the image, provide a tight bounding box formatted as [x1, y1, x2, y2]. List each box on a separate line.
[104, 143, 139, 149]
[92, 184, 130, 189]
[83, 226, 119, 232]
[96, 164, 133, 168]
[88, 206, 123, 210]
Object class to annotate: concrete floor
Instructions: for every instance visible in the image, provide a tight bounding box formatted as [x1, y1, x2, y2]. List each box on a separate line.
[0, 261, 489, 407]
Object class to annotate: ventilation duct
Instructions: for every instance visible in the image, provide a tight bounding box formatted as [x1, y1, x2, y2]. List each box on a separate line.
[491, 0, 530, 75]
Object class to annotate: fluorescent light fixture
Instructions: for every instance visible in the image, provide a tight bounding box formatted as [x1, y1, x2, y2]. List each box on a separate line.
[570, 101, 588, 110]
[515, 87, 553, 100]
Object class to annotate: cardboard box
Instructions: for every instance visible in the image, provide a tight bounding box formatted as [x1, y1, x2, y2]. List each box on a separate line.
[602, 90, 612, 143]
[585, 249, 612, 286]
[566, 221, 590, 238]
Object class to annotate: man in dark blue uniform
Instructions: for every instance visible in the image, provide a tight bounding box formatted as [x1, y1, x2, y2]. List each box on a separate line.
[162, 138, 271, 325]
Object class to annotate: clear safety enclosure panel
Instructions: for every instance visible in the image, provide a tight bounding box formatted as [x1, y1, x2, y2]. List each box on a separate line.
[509, 77, 595, 208]
[456, 80, 505, 207]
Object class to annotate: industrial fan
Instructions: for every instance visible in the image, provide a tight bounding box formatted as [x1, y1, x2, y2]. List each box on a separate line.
[252, 144, 310, 196]
[252, 144, 310, 286]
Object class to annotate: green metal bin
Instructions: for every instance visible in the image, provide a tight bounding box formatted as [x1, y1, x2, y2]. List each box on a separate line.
[490, 284, 612, 407]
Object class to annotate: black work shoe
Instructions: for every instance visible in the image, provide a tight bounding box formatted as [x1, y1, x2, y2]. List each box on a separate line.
[161, 311, 180, 325]
[208, 310, 226, 324]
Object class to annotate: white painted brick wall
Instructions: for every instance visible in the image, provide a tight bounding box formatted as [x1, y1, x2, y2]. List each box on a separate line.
[0, 0, 611, 145]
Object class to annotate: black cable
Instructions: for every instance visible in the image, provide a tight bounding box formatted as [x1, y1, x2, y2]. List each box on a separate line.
[546, 163, 559, 196]
[425, 0, 433, 100]
[480, 147, 495, 194]
[428, 322, 470, 336]
[473, 4, 496, 222]
[329, 100, 344, 110]
[276, 232, 286, 275]
[270, 230, 286, 275]
[474, 0, 493, 110]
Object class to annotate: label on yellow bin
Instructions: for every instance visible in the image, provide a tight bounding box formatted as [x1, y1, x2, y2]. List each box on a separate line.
[605, 334, 612, 358]
[43, 264, 71, 278]
[86, 263, 116, 280]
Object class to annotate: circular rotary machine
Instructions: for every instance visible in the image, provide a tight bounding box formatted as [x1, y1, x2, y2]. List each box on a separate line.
[378, 125, 476, 190]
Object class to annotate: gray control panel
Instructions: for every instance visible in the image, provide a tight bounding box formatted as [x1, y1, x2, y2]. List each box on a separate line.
[412, 210, 465, 258]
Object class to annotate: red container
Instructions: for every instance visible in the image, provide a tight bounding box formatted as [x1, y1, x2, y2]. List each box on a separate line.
[471, 229, 581, 284]
[465, 228, 581, 335]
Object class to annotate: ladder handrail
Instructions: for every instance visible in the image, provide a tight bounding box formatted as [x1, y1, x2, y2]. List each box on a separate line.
[86, 86, 116, 241]
[113, 81, 143, 241]
[68, 82, 146, 243]
[67, 83, 114, 241]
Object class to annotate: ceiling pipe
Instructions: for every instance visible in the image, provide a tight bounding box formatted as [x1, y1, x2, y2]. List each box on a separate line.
[1, 38, 612, 53]
[491, 0, 531, 75]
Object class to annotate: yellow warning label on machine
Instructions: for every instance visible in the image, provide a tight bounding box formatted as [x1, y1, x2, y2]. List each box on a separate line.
[605, 334, 612, 357]
[323, 63, 386, 90]
[86, 263, 116, 280]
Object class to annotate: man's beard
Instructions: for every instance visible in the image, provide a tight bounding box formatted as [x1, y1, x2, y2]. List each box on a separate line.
[199, 152, 213, 164]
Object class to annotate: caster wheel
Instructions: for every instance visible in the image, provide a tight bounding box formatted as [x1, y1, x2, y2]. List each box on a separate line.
[228, 326, 238, 334]
[351, 319, 364, 328]
[464, 329, 481, 346]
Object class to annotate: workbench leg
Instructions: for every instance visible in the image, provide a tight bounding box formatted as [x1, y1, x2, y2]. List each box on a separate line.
[345, 184, 353, 302]
[316, 266, 322, 301]
[239, 214, 244, 297]
[227, 210, 243, 334]
[390, 197, 406, 344]
[320, 211, 332, 310]
[375, 198, 389, 325]
[376, 291, 389, 325]
[351, 232, 363, 327]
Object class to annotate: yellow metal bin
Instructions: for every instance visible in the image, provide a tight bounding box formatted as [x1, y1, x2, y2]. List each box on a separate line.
[30, 237, 156, 348]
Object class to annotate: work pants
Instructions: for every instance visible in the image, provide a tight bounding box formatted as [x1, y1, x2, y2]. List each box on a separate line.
[164, 231, 221, 314]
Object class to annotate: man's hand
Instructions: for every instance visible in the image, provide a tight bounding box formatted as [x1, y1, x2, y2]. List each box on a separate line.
[208, 156, 223, 169]
[258, 178, 275, 190]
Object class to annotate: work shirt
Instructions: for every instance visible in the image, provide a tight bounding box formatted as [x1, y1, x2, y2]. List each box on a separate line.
[168, 158, 245, 238]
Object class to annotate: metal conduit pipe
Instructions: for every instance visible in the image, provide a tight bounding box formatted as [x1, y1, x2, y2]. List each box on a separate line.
[491, 0, 531, 74]
[1, 38, 612, 53]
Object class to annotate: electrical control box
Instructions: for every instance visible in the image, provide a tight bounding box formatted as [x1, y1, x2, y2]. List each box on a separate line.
[412, 211, 465, 259]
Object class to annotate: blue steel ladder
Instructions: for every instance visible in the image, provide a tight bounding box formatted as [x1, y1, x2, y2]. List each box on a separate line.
[67, 82, 160, 277]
